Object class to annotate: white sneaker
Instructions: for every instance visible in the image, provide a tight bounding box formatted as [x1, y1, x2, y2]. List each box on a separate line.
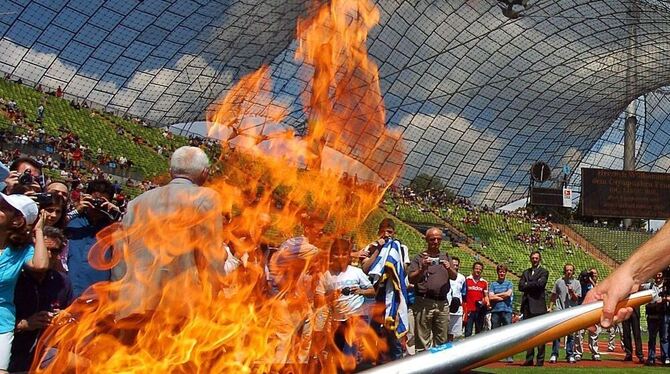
[593, 354, 601, 361]
[664, 358, 670, 365]
[568, 356, 576, 363]
[549, 355, 557, 363]
[574, 355, 582, 361]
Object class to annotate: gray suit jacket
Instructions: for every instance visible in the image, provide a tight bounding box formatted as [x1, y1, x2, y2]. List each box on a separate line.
[111, 178, 225, 319]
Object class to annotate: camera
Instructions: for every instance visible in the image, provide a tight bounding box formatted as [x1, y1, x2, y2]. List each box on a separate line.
[91, 199, 105, 209]
[341, 287, 352, 296]
[18, 170, 33, 185]
[429, 257, 440, 266]
[578, 270, 590, 283]
[35, 192, 54, 207]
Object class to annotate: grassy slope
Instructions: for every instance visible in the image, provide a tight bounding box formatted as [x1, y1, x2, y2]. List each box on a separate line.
[0, 79, 180, 177]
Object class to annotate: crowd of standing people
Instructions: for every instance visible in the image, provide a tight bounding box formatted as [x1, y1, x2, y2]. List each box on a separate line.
[0, 146, 669, 373]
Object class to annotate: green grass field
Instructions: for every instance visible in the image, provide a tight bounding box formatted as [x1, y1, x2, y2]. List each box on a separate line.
[480, 368, 666, 373]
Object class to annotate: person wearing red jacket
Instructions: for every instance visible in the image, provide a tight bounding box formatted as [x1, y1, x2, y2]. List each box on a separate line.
[463, 262, 489, 337]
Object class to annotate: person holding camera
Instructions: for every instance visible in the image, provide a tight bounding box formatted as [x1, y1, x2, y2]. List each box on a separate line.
[407, 227, 456, 351]
[45, 181, 71, 209]
[548, 263, 581, 364]
[489, 263, 514, 362]
[314, 239, 375, 369]
[65, 179, 120, 299]
[9, 226, 72, 372]
[463, 261, 489, 338]
[0, 193, 48, 373]
[520, 251, 549, 366]
[4, 157, 43, 195]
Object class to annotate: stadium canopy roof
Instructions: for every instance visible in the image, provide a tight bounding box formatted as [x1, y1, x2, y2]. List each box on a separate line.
[2, 0, 670, 205]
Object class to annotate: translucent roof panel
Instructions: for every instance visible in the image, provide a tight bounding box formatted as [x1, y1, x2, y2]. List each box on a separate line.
[2, 0, 670, 205]
[0, 0, 307, 124]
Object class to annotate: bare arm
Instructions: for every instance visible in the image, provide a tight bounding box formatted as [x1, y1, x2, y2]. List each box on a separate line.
[444, 260, 457, 280]
[408, 254, 428, 284]
[584, 221, 670, 328]
[496, 288, 513, 299]
[489, 291, 503, 302]
[25, 211, 48, 271]
[361, 242, 383, 273]
[354, 286, 376, 297]
[408, 266, 425, 284]
[568, 287, 579, 302]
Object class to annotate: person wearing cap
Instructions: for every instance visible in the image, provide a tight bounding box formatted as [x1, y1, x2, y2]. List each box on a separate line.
[0, 193, 49, 373]
[9, 226, 72, 372]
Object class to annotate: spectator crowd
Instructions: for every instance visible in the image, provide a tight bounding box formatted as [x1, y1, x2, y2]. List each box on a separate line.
[0, 75, 220, 190]
[0, 77, 668, 372]
[1, 149, 668, 373]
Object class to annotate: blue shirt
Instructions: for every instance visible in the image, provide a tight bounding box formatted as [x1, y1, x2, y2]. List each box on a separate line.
[66, 215, 111, 299]
[489, 279, 513, 313]
[0, 245, 34, 333]
[579, 281, 594, 305]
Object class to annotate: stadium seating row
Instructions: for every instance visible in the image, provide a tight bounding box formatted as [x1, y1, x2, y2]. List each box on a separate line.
[0, 79, 182, 177]
[384, 199, 613, 292]
[569, 223, 651, 264]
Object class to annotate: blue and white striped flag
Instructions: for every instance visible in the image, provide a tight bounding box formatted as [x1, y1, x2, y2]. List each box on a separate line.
[368, 239, 409, 338]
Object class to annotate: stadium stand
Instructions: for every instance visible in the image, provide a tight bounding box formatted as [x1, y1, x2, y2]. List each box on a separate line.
[383, 189, 613, 292]
[0, 78, 219, 180]
[569, 223, 653, 264]
[441, 206, 612, 279]
[0, 79, 168, 177]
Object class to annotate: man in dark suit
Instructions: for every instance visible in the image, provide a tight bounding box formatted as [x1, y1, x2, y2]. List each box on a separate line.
[621, 305, 644, 363]
[519, 250, 549, 366]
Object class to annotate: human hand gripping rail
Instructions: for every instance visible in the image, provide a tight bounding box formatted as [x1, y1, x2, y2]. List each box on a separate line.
[361, 289, 656, 373]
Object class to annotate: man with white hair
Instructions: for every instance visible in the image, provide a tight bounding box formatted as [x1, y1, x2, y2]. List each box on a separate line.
[407, 227, 457, 351]
[111, 146, 226, 321]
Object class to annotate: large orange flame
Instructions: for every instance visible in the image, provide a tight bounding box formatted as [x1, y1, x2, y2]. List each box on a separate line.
[34, 0, 405, 373]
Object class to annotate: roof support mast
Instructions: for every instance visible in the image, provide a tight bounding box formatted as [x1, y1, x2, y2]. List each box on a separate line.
[623, 0, 640, 228]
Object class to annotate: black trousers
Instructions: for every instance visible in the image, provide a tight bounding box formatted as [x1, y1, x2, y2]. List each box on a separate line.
[622, 307, 643, 359]
[524, 311, 546, 364]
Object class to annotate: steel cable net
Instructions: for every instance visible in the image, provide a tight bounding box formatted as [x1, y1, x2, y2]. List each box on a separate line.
[2, 0, 670, 204]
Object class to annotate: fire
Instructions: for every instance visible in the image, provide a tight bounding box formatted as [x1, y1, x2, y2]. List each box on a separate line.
[34, 0, 405, 373]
